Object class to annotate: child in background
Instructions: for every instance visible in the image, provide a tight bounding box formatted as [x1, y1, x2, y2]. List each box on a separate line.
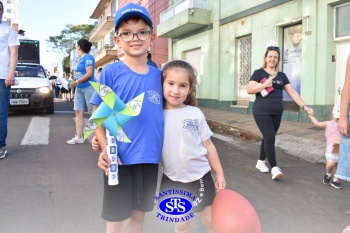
[159, 60, 226, 232]
[308, 105, 342, 189]
[60, 73, 69, 101]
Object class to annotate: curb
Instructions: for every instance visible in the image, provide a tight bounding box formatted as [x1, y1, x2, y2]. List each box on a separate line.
[207, 120, 325, 165]
[207, 120, 262, 142]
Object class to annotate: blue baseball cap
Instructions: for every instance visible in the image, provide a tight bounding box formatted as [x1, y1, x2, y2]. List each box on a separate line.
[114, 3, 153, 31]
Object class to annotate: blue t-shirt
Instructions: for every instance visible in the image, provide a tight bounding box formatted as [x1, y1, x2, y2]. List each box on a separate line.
[74, 53, 96, 88]
[90, 61, 164, 165]
[249, 68, 290, 115]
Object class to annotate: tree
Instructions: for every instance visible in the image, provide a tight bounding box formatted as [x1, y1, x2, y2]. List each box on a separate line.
[46, 24, 95, 72]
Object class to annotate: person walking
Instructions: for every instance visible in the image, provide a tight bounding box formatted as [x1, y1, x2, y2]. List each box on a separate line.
[308, 105, 342, 189]
[52, 67, 62, 100]
[159, 59, 226, 232]
[91, 3, 164, 233]
[338, 53, 350, 233]
[247, 46, 313, 180]
[66, 39, 96, 144]
[0, 1, 20, 159]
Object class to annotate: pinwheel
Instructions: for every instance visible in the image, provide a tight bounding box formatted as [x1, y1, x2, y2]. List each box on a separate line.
[84, 81, 144, 185]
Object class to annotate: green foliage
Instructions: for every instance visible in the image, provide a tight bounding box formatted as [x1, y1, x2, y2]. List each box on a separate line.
[46, 24, 95, 70]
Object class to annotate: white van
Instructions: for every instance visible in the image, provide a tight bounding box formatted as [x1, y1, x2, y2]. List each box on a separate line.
[10, 40, 54, 114]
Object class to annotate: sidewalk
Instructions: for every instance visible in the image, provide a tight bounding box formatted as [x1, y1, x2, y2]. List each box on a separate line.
[199, 107, 326, 164]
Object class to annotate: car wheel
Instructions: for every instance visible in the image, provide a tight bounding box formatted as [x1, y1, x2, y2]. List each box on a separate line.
[46, 102, 54, 114]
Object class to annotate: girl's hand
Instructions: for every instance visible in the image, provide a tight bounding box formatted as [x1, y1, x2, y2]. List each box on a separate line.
[304, 106, 314, 115]
[91, 136, 102, 151]
[98, 149, 110, 176]
[214, 174, 226, 191]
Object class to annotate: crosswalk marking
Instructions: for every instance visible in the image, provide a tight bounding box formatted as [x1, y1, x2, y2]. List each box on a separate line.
[21, 117, 50, 145]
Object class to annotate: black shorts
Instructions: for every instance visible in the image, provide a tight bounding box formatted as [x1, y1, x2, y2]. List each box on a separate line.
[159, 171, 216, 213]
[102, 163, 159, 222]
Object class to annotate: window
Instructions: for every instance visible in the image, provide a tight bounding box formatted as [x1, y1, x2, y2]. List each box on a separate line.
[7, 0, 11, 3]
[111, 0, 117, 16]
[237, 35, 252, 91]
[7, 9, 11, 13]
[334, 2, 350, 40]
[109, 31, 115, 46]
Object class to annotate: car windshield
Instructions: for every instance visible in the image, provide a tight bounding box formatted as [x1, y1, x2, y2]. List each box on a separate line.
[16, 65, 47, 78]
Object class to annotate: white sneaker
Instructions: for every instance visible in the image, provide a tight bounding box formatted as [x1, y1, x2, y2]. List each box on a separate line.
[256, 160, 269, 173]
[0, 147, 7, 159]
[67, 135, 84, 144]
[271, 166, 284, 180]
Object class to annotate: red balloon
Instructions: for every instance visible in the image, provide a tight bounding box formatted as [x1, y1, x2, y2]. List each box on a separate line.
[212, 189, 261, 233]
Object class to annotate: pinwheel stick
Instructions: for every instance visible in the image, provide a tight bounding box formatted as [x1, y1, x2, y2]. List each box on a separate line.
[106, 129, 119, 185]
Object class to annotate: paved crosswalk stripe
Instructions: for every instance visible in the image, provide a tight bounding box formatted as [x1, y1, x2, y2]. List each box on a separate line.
[21, 117, 50, 145]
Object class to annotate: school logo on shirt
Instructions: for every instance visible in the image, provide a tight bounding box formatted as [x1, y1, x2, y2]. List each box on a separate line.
[148, 90, 161, 104]
[183, 119, 196, 133]
[154, 189, 195, 222]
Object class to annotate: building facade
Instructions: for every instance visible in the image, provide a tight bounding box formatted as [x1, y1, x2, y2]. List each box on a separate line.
[89, 0, 169, 70]
[157, 0, 350, 122]
[2, 0, 19, 29]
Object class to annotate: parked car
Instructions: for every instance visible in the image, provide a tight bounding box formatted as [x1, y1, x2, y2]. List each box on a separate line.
[10, 39, 54, 114]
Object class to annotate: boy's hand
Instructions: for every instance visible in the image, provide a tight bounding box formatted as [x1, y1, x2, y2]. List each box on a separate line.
[214, 174, 226, 191]
[98, 149, 110, 176]
[92, 136, 102, 151]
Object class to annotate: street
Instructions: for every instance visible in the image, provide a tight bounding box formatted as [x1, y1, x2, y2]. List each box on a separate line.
[1, 101, 349, 233]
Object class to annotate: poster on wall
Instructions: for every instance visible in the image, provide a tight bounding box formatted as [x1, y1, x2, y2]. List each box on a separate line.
[282, 24, 302, 101]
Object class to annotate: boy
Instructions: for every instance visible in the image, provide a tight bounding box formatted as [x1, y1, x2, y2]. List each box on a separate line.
[90, 3, 164, 233]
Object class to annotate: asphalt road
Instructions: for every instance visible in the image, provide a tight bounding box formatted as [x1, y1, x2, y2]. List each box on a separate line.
[1, 101, 349, 233]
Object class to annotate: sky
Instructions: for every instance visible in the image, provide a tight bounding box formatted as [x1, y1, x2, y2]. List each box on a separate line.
[18, 0, 98, 72]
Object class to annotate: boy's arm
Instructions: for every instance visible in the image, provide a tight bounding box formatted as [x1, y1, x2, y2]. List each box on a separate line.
[202, 138, 226, 190]
[308, 115, 327, 128]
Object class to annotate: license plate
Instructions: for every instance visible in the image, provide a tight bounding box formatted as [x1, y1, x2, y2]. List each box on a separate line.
[10, 99, 29, 105]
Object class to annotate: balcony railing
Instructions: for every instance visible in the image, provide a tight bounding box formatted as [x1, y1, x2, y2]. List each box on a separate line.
[95, 45, 117, 57]
[89, 10, 113, 37]
[160, 0, 208, 23]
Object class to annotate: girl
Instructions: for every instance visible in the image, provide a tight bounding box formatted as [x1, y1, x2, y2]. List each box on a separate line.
[159, 60, 226, 233]
[309, 105, 342, 189]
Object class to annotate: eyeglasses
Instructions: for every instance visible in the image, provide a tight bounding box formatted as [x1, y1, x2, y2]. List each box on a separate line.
[117, 30, 151, 42]
[267, 46, 280, 51]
